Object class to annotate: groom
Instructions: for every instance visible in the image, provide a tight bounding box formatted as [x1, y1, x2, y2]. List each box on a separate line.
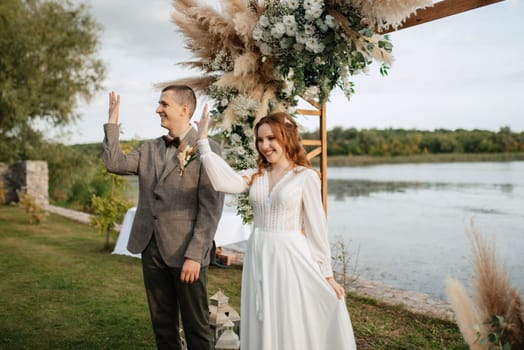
[103, 85, 224, 350]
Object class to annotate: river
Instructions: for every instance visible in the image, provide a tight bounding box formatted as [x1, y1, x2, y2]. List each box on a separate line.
[326, 161, 524, 299]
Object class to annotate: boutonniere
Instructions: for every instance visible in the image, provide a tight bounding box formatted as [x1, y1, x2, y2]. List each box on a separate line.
[177, 142, 198, 176]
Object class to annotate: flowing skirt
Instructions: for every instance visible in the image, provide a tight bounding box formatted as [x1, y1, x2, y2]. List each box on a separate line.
[240, 228, 357, 350]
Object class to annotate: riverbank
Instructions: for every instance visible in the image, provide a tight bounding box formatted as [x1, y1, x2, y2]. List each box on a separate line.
[313, 152, 524, 166]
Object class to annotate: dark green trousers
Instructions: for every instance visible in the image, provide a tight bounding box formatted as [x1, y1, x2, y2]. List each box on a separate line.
[142, 236, 211, 350]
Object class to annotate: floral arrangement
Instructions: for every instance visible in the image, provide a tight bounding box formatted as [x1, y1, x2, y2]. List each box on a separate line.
[252, 0, 394, 103]
[158, 0, 432, 223]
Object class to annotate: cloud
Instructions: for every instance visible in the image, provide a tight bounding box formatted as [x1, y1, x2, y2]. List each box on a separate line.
[83, 0, 189, 60]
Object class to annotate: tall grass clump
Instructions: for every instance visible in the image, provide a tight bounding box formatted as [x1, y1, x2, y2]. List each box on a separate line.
[446, 223, 524, 349]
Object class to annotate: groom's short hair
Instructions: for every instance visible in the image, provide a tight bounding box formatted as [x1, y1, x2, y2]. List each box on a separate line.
[161, 85, 197, 117]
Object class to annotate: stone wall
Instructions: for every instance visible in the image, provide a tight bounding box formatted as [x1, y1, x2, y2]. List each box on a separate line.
[0, 161, 49, 206]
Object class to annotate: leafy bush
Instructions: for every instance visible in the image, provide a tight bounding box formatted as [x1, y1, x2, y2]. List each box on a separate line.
[17, 188, 45, 224]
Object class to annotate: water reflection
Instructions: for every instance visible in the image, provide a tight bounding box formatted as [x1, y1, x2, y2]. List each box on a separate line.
[328, 179, 515, 201]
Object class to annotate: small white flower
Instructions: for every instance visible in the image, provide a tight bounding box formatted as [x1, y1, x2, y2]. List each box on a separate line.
[243, 126, 254, 138]
[259, 15, 269, 27]
[325, 15, 337, 29]
[236, 146, 246, 155]
[230, 133, 242, 143]
[295, 32, 308, 44]
[305, 0, 323, 6]
[262, 31, 272, 42]
[305, 37, 324, 53]
[259, 43, 272, 56]
[282, 0, 300, 10]
[282, 15, 296, 27]
[303, 85, 320, 99]
[314, 56, 325, 65]
[281, 79, 294, 97]
[252, 26, 263, 41]
[304, 24, 316, 36]
[286, 23, 297, 37]
[271, 22, 286, 39]
[305, 7, 323, 21]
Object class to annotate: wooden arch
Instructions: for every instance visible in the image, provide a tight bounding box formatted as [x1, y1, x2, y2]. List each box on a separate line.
[299, 0, 505, 211]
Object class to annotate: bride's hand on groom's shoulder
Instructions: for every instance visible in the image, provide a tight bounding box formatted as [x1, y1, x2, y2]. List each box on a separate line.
[195, 103, 209, 140]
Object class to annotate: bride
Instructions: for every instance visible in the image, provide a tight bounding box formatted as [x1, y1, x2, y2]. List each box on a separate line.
[196, 106, 356, 349]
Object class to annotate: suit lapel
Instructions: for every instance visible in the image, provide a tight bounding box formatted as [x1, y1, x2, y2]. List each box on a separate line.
[154, 137, 166, 182]
[159, 128, 198, 182]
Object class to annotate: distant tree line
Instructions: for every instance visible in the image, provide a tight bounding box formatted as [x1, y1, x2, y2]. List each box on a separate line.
[301, 127, 524, 157]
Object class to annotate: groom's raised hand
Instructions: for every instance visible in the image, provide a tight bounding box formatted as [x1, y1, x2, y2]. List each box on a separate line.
[108, 91, 120, 124]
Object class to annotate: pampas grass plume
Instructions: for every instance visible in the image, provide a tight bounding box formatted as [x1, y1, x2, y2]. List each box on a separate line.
[445, 277, 488, 350]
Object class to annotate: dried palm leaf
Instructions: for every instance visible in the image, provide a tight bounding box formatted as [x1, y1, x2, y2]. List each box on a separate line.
[171, 4, 244, 64]
[348, 0, 433, 31]
[154, 76, 217, 95]
[233, 52, 260, 77]
[233, 11, 258, 47]
[254, 87, 276, 124]
[215, 72, 261, 95]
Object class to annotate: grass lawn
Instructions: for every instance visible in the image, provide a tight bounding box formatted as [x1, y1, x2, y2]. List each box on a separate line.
[0, 205, 467, 349]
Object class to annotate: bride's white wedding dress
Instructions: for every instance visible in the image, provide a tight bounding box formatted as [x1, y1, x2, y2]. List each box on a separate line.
[199, 139, 356, 350]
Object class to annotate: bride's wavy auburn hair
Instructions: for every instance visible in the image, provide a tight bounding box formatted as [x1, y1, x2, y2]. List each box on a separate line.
[249, 112, 313, 183]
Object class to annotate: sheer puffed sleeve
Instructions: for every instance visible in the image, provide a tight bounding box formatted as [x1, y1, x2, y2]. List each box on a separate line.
[302, 169, 334, 278]
[198, 139, 250, 194]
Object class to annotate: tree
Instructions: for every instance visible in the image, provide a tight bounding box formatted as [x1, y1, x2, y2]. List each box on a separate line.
[0, 0, 105, 161]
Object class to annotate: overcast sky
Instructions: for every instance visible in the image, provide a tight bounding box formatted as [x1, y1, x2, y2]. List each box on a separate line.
[61, 0, 523, 144]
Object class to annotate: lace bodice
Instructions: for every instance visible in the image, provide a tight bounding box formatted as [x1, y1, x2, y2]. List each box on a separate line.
[249, 168, 308, 231]
[198, 139, 333, 277]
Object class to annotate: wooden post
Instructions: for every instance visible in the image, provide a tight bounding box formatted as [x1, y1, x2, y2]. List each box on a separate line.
[296, 100, 328, 214]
